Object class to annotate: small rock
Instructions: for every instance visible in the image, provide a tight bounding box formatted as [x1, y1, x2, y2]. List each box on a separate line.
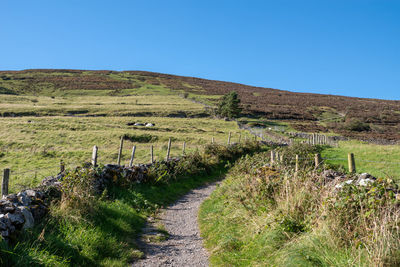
[25, 189, 37, 198]
[335, 179, 354, 189]
[4, 194, 18, 203]
[4, 206, 15, 213]
[18, 206, 34, 229]
[17, 191, 32, 206]
[359, 173, 376, 180]
[357, 178, 374, 186]
[30, 204, 47, 221]
[5, 212, 25, 225]
[1, 229, 10, 237]
[321, 170, 341, 180]
[0, 200, 16, 213]
[0, 215, 11, 230]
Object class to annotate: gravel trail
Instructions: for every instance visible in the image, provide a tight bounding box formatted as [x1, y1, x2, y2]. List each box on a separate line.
[133, 182, 218, 267]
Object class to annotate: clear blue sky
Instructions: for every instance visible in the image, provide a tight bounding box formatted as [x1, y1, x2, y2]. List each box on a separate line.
[1, 0, 399, 100]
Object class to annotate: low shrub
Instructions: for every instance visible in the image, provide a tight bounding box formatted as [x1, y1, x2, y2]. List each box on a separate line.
[122, 133, 158, 143]
[344, 119, 371, 132]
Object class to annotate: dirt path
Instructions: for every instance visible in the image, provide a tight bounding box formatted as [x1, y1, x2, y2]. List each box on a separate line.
[133, 182, 218, 267]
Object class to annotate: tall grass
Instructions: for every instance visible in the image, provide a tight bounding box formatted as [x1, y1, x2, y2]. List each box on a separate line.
[199, 144, 400, 266]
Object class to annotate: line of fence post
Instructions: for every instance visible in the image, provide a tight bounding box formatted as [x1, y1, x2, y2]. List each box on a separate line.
[295, 154, 299, 173]
[182, 142, 186, 155]
[211, 137, 214, 144]
[2, 168, 10, 197]
[166, 138, 172, 161]
[270, 150, 275, 165]
[238, 133, 241, 143]
[60, 160, 65, 173]
[117, 136, 124, 165]
[92, 145, 98, 167]
[348, 153, 356, 173]
[129, 145, 136, 167]
[228, 132, 232, 145]
[315, 153, 321, 168]
[150, 145, 154, 164]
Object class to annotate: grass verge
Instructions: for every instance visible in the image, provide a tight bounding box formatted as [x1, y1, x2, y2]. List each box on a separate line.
[199, 145, 400, 266]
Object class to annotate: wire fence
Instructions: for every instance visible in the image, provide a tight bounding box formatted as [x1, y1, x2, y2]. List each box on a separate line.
[1, 132, 255, 194]
[269, 149, 400, 183]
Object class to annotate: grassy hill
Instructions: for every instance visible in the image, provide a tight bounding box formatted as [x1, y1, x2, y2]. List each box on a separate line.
[0, 69, 399, 266]
[0, 72, 252, 193]
[1, 69, 399, 142]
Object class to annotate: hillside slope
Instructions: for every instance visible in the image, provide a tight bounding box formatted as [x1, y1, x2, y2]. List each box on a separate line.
[1, 69, 399, 141]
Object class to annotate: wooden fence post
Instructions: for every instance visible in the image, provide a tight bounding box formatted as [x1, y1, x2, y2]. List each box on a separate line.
[270, 150, 275, 165]
[60, 160, 65, 173]
[182, 141, 186, 155]
[129, 145, 136, 167]
[117, 136, 124, 165]
[314, 153, 322, 168]
[348, 153, 356, 173]
[280, 153, 283, 162]
[211, 137, 214, 144]
[295, 154, 299, 173]
[92, 145, 98, 167]
[150, 145, 154, 164]
[166, 138, 172, 161]
[238, 133, 242, 143]
[276, 151, 280, 163]
[228, 132, 232, 145]
[2, 168, 10, 197]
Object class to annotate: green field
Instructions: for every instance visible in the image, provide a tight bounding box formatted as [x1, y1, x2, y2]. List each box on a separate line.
[322, 140, 400, 181]
[0, 88, 250, 193]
